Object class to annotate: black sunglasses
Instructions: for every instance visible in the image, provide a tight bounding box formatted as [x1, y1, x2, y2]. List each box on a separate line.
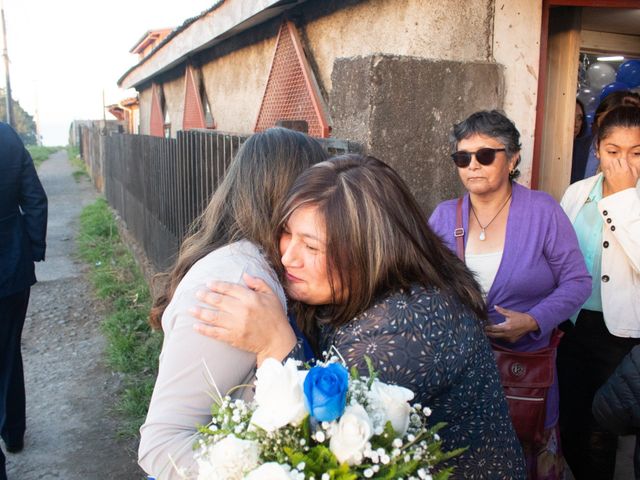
[451, 148, 506, 168]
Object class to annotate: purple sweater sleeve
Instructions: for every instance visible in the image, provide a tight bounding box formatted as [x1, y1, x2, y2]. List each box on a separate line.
[428, 200, 458, 248]
[525, 202, 591, 340]
[428, 188, 591, 349]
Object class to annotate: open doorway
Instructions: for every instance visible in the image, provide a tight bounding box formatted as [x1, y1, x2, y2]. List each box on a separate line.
[532, 2, 640, 200]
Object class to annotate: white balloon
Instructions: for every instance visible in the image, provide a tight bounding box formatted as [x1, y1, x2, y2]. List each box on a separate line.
[587, 62, 617, 91]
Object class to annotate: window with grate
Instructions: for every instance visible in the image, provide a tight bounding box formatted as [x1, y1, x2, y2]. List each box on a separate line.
[183, 65, 216, 130]
[201, 83, 215, 129]
[183, 65, 206, 130]
[163, 106, 171, 138]
[254, 20, 330, 138]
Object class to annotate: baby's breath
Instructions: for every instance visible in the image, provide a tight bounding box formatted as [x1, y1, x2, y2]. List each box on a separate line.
[193, 355, 463, 479]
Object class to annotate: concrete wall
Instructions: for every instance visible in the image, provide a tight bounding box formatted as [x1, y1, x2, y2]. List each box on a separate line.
[331, 55, 504, 214]
[200, 37, 275, 134]
[134, 0, 495, 136]
[302, 0, 493, 93]
[492, 0, 543, 186]
[162, 75, 185, 137]
[136, 73, 185, 137]
[130, 0, 546, 192]
[138, 87, 152, 136]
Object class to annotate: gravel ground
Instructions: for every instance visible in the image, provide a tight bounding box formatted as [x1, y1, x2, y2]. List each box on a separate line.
[5, 150, 143, 479]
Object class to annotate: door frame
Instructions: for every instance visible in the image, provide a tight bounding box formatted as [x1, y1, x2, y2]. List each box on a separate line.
[531, 0, 640, 190]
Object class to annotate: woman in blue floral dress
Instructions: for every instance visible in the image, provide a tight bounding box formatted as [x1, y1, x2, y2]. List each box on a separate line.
[192, 155, 526, 479]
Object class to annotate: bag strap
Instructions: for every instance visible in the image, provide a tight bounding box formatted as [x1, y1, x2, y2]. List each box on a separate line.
[454, 196, 465, 261]
[548, 328, 564, 348]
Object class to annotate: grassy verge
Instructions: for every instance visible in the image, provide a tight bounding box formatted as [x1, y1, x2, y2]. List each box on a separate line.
[26, 145, 60, 168]
[66, 145, 90, 182]
[77, 197, 162, 436]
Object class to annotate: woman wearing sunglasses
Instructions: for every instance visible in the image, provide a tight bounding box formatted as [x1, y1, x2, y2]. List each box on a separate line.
[429, 110, 591, 480]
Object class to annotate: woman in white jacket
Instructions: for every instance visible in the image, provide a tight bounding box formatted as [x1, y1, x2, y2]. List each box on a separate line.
[558, 105, 640, 480]
[138, 128, 327, 479]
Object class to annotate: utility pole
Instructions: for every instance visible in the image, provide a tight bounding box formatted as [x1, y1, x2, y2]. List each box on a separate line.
[102, 89, 107, 135]
[1, 0, 13, 127]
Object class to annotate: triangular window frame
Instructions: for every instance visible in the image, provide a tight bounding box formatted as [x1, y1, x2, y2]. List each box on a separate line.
[254, 20, 331, 138]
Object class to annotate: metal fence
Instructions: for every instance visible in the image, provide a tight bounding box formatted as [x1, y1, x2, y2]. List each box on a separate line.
[102, 130, 244, 271]
[76, 121, 125, 192]
[85, 129, 357, 272]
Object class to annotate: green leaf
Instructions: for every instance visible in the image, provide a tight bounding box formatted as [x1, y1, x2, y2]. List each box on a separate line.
[363, 356, 378, 386]
[301, 415, 311, 442]
[433, 466, 456, 480]
[397, 459, 421, 476]
[370, 421, 397, 450]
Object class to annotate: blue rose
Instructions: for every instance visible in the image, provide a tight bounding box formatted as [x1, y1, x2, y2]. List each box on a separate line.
[303, 363, 349, 422]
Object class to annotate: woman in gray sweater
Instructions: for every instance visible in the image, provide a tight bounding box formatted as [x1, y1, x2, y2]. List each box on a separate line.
[138, 128, 327, 479]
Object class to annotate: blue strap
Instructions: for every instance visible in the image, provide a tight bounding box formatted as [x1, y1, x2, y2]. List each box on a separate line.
[288, 313, 314, 361]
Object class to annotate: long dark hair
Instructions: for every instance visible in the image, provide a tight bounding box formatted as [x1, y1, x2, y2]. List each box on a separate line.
[592, 90, 640, 139]
[149, 127, 328, 329]
[279, 154, 487, 341]
[596, 105, 640, 146]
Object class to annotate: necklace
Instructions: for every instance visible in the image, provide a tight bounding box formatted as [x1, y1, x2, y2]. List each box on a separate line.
[470, 192, 512, 241]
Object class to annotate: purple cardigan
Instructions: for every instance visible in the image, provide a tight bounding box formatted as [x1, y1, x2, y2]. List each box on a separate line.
[429, 182, 591, 427]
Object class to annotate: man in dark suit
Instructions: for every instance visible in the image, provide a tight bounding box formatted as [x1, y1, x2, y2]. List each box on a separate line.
[0, 122, 47, 479]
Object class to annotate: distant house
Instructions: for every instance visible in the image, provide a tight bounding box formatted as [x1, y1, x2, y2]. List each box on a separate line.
[130, 29, 174, 61]
[107, 97, 140, 134]
[118, 0, 640, 205]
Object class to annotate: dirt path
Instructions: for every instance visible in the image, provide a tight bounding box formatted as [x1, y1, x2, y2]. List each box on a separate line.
[5, 150, 143, 479]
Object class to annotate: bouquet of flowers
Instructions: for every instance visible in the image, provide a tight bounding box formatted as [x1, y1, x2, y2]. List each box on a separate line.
[189, 356, 464, 480]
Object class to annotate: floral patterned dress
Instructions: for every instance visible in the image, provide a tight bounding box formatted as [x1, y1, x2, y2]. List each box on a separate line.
[318, 284, 526, 479]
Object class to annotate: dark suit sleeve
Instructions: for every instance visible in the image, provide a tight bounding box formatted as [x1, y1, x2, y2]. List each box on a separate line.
[593, 345, 640, 436]
[18, 140, 48, 262]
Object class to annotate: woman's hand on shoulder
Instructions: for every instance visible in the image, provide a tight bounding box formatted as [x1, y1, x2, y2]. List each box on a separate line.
[190, 273, 296, 365]
[484, 305, 539, 343]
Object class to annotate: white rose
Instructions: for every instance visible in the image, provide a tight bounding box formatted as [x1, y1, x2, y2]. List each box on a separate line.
[251, 358, 308, 432]
[329, 404, 373, 465]
[244, 463, 294, 480]
[196, 435, 260, 480]
[369, 380, 414, 436]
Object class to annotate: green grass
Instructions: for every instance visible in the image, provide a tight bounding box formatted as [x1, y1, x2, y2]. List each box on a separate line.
[66, 145, 90, 182]
[26, 145, 60, 168]
[77, 197, 162, 436]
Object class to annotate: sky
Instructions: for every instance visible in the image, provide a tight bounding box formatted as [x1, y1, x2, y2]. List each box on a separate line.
[1, 0, 216, 145]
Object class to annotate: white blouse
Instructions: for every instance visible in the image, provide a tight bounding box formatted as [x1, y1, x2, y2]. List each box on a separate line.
[465, 250, 503, 298]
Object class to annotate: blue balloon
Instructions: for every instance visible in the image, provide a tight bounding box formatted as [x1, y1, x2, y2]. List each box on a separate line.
[599, 81, 630, 102]
[616, 60, 640, 88]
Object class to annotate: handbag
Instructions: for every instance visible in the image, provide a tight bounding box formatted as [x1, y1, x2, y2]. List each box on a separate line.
[491, 331, 562, 444]
[454, 196, 562, 444]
